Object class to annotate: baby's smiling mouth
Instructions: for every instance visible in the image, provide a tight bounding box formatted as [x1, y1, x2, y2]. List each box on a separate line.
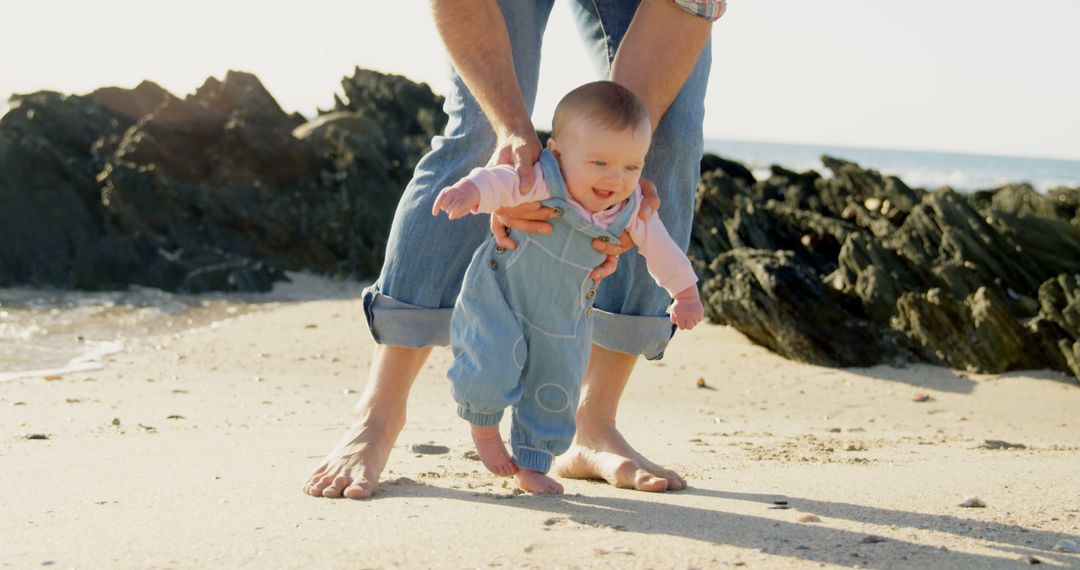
[592, 188, 614, 199]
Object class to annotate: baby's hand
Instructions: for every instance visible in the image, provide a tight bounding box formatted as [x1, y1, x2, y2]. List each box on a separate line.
[671, 286, 704, 330]
[432, 180, 481, 220]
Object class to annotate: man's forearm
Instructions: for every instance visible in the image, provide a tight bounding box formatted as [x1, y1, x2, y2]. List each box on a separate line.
[610, 0, 713, 132]
[429, 0, 532, 134]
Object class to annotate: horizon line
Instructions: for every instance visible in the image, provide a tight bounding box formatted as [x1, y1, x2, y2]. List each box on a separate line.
[704, 136, 1080, 164]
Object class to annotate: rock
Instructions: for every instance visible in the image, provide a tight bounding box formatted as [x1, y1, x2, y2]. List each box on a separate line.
[693, 155, 1080, 380]
[979, 439, 1027, 450]
[700, 153, 756, 186]
[893, 287, 1041, 373]
[1053, 539, 1079, 553]
[1036, 274, 1080, 380]
[700, 248, 912, 367]
[0, 68, 446, 292]
[796, 514, 821, 523]
[958, 496, 986, 508]
[410, 444, 450, 455]
[860, 534, 886, 543]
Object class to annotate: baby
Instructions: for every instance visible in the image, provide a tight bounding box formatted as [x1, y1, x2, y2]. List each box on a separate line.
[431, 81, 703, 494]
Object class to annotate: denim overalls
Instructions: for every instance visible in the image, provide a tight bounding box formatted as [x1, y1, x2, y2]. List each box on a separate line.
[449, 150, 637, 473]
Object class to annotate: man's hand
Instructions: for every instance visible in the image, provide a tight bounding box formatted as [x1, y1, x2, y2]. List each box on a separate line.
[488, 122, 557, 250]
[588, 177, 661, 281]
[490, 202, 559, 250]
[487, 123, 542, 189]
[670, 285, 704, 330]
[432, 180, 481, 220]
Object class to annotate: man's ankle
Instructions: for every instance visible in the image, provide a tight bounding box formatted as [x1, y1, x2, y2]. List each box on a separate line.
[574, 414, 617, 437]
[349, 407, 406, 435]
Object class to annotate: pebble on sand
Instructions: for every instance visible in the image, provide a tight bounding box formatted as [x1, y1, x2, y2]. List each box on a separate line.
[796, 514, 821, 523]
[1053, 539, 1079, 553]
[958, 497, 987, 508]
[912, 392, 931, 402]
[860, 534, 886, 544]
[696, 377, 707, 388]
[410, 444, 450, 455]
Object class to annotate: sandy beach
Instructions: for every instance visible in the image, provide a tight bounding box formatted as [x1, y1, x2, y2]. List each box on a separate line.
[3, 295, 1079, 569]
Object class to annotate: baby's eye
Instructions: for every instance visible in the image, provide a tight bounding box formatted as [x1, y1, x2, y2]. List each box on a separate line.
[591, 160, 607, 166]
[625, 165, 640, 172]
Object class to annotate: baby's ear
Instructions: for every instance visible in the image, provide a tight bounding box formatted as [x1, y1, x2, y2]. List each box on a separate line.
[546, 137, 559, 156]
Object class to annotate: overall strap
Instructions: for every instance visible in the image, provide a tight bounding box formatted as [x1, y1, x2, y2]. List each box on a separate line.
[538, 149, 568, 200]
[605, 189, 639, 238]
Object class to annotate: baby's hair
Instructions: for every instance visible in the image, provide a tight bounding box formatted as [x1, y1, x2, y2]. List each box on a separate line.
[551, 81, 651, 139]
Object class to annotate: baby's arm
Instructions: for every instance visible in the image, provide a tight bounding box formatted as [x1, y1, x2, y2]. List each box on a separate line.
[626, 215, 705, 330]
[432, 164, 549, 219]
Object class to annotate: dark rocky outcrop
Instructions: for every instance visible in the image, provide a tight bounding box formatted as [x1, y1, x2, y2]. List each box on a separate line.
[692, 155, 1080, 382]
[0, 68, 446, 292]
[1, 69, 1077, 381]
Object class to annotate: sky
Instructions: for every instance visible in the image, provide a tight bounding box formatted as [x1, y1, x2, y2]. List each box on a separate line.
[2, 0, 1078, 160]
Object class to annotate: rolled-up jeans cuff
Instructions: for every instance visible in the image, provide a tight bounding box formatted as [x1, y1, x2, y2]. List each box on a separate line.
[362, 286, 452, 348]
[591, 309, 676, 361]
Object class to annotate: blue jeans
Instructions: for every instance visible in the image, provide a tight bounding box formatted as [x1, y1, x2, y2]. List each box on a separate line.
[362, 0, 711, 360]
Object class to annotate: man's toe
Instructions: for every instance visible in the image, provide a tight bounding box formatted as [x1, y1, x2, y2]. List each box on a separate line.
[321, 475, 352, 498]
[344, 478, 376, 500]
[664, 476, 686, 491]
[634, 470, 669, 492]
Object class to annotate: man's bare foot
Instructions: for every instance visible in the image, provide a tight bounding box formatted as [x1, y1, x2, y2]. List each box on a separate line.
[303, 344, 431, 500]
[515, 469, 564, 494]
[553, 419, 686, 492]
[303, 417, 402, 500]
[470, 424, 517, 476]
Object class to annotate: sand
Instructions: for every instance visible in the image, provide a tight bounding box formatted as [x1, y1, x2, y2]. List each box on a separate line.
[2, 297, 1079, 569]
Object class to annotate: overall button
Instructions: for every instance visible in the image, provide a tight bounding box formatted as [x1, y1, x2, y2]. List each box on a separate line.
[586, 289, 596, 299]
[552, 207, 564, 216]
[587, 308, 594, 318]
[488, 259, 498, 270]
[598, 236, 611, 243]
[494, 245, 505, 254]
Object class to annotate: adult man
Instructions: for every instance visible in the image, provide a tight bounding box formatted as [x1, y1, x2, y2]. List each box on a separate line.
[304, 0, 724, 500]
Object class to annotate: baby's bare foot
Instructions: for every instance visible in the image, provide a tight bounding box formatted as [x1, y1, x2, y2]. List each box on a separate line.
[515, 469, 564, 494]
[470, 424, 517, 476]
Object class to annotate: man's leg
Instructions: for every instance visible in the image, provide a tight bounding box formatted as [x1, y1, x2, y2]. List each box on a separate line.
[303, 0, 555, 499]
[556, 346, 684, 491]
[559, 0, 711, 491]
[304, 344, 430, 499]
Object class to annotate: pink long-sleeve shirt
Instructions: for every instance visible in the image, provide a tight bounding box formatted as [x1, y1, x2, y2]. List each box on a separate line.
[463, 163, 699, 298]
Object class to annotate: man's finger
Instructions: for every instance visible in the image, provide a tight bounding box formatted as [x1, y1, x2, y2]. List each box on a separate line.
[592, 237, 630, 256]
[490, 216, 518, 250]
[589, 255, 618, 281]
[502, 218, 552, 235]
[516, 151, 534, 190]
[639, 178, 660, 220]
[495, 201, 554, 220]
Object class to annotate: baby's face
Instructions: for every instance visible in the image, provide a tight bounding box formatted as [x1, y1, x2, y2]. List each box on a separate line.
[548, 116, 651, 213]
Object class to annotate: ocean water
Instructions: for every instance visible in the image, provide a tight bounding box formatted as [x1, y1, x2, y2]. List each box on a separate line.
[0, 274, 364, 383]
[704, 139, 1080, 193]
